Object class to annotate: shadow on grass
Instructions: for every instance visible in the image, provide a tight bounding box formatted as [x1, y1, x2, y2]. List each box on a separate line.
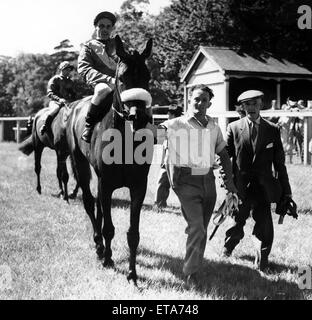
[111, 198, 181, 216]
[65, 195, 182, 216]
[239, 255, 299, 274]
[113, 248, 304, 300]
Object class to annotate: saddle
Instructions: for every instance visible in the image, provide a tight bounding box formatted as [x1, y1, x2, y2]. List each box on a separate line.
[63, 97, 94, 123]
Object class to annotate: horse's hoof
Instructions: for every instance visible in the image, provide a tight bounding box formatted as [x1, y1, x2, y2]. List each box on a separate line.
[96, 245, 105, 259]
[36, 187, 41, 195]
[52, 191, 63, 198]
[127, 272, 138, 286]
[68, 193, 77, 200]
[103, 258, 114, 268]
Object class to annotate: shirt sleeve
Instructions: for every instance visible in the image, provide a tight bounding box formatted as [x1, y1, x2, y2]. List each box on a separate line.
[47, 77, 61, 102]
[215, 125, 227, 154]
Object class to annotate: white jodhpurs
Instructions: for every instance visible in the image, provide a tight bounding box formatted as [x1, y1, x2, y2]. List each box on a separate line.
[91, 83, 113, 106]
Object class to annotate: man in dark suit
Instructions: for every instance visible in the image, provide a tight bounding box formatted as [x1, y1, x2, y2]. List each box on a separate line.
[222, 90, 292, 271]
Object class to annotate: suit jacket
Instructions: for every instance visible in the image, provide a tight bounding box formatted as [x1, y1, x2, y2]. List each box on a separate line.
[226, 117, 291, 202]
[78, 38, 117, 88]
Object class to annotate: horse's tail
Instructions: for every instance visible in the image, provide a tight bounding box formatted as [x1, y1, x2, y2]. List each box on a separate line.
[18, 135, 34, 155]
[18, 115, 35, 155]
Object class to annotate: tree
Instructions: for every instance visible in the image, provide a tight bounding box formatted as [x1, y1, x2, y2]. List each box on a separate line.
[228, 0, 312, 68]
[152, 0, 312, 102]
[0, 58, 14, 116]
[115, 0, 154, 50]
[5, 53, 52, 115]
[54, 39, 74, 51]
[154, 0, 234, 101]
[115, 0, 170, 105]
[50, 39, 78, 74]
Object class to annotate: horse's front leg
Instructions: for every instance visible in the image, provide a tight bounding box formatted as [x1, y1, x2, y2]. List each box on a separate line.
[127, 182, 147, 285]
[56, 151, 69, 202]
[100, 181, 115, 268]
[68, 181, 79, 199]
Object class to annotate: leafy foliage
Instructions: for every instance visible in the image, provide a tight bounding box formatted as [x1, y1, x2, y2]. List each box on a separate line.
[153, 0, 312, 102]
[0, 58, 14, 116]
[5, 53, 52, 115]
[0, 0, 311, 114]
[228, 0, 312, 68]
[115, 0, 170, 105]
[0, 40, 91, 116]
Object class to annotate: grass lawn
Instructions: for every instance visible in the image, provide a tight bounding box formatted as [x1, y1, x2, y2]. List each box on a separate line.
[0, 142, 311, 300]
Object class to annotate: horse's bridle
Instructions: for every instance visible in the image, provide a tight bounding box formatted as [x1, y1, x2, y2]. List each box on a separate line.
[113, 58, 152, 125]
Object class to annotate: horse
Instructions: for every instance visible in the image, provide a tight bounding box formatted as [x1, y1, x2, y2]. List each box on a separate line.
[18, 105, 80, 201]
[66, 35, 153, 284]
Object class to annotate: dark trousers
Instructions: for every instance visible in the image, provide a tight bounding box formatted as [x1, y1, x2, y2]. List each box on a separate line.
[224, 182, 274, 260]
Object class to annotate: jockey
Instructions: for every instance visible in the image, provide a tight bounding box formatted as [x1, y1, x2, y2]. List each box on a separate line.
[40, 61, 76, 135]
[78, 11, 118, 143]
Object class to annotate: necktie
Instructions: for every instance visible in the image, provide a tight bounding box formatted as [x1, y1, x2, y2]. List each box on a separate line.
[251, 121, 257, 142]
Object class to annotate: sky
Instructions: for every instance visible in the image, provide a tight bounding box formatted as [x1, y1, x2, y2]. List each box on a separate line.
[0, 0, 171, 57]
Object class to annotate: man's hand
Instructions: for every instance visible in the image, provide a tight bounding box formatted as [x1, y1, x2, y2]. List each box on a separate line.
[276, 194, 297, 224]
[109, 77, 116, 90]
[218, 148, 238, 194]
[227, 182, 238, 194]
[225, 192, 241, 215]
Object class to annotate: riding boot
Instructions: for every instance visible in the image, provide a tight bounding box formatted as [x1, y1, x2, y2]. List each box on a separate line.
[40, 115, 53, 135]
[81, 103, 99, 143]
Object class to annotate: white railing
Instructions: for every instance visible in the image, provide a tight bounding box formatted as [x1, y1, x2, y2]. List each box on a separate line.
[152, 110, 312, 165]
[1, 111, 312, 164]
[212, 110, 312, 166]
[0, 117, 29, 144]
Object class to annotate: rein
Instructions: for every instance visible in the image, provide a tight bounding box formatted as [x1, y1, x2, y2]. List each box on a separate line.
[112, 59, 128, 120]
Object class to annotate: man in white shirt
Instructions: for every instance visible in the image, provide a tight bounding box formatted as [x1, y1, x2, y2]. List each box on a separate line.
[150, 85, 237, 285]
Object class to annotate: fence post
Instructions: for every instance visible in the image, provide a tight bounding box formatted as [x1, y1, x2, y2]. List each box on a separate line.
[15, 120, 21, 144]
[303, 117, 312, 165]
[0, 120, 4, 142]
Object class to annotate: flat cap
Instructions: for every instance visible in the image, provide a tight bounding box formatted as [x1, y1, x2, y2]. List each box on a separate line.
[237, 90, 264, 104]
[58, 61, 74, 71]
[94, 11, 117, 26]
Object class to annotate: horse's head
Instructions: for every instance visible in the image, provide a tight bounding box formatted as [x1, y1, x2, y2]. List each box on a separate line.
[114, 35, 153, 131]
